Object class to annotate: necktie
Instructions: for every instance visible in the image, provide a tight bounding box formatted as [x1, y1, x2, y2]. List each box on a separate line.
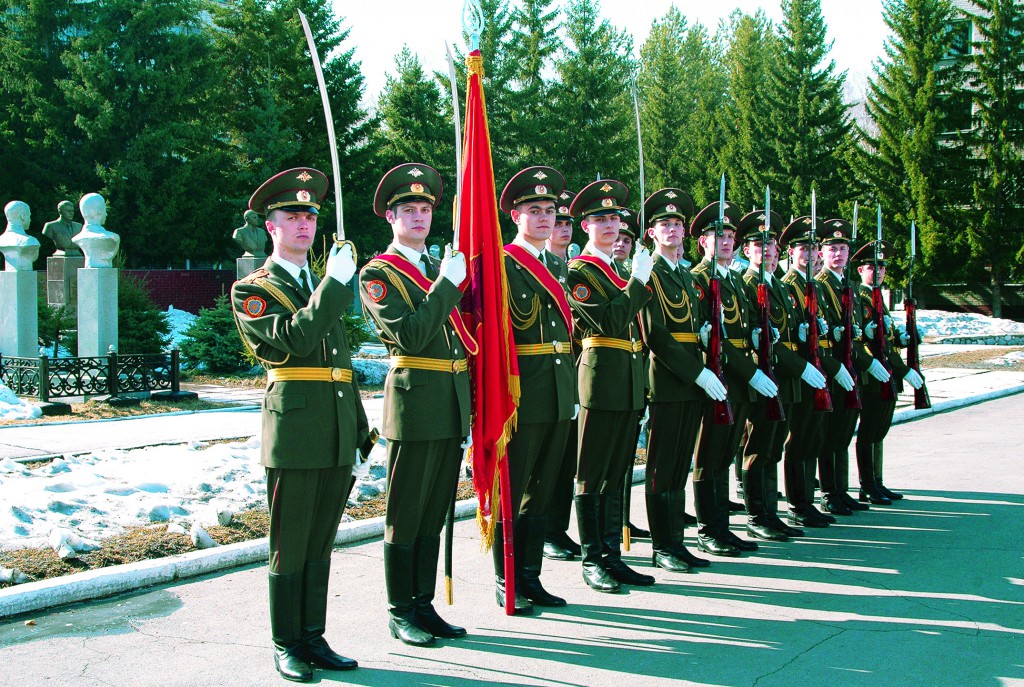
[420, 254, 435, 280]
[299, 269, 312, 295]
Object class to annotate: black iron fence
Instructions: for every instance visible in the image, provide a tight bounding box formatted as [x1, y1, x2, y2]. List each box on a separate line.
[0, 349, 187, 402]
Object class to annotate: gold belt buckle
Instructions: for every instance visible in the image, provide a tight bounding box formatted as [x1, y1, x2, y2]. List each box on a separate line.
[553, 341, 564, 354]
[632, 340, 642, 352]
[451, 360, 460, 374]
[331, 368, 345, 382]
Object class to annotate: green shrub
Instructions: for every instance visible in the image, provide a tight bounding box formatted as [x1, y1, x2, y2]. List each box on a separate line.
[37, 294, 72, 355]
[119, 273, 170, 354]
[179, 293, 248, 373]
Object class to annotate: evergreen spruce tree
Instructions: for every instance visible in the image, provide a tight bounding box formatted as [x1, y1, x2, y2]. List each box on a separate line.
[180, 294, 249, 373]
[372, 47, 455, 252]
[550, 0, 636, 195]
[720, 11, 782, 211]
[857, 0, 966, 286]
[118, 273, 171, 355]
[59, 0, 228, 267]
[768, 0, 854, 218]
[507, 0, 561, 168]
[966, 0, 1024, 316]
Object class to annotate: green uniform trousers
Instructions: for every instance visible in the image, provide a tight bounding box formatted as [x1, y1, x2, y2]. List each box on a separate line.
[266, 465, 353, 575]
[645, 400, 702, 496]
[546, 426, 578, 537]
[384, 437, 462, 545]
[510, 420, 573, 519]
[819, 402, 859, 496]
[783, 396, 828, 510]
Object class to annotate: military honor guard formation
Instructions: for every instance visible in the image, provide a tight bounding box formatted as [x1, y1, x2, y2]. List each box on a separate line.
[230, 160, 928, 682]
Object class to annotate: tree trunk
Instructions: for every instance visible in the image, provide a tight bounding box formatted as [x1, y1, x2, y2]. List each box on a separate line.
[991, 270, 1003, 319]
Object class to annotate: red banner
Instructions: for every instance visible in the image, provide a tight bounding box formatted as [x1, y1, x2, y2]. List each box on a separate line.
[456, 50, 520, 549]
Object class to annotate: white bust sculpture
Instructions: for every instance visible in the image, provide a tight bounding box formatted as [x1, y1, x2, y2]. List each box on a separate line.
[0, 200, 41, 272]
[73, 193, 120, 268]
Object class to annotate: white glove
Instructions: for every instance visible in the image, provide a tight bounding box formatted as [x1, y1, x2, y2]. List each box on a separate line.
[699, 322, 712, 348]
[883, 314, 893, 330]
[817, 317, 828, 338]
[640, 405, 650, 426]
[748, 369, 779, 398]
[800, 363, 827, 389]
[832, 326, 845, 343]
[798, 322, 809, 343]
[326, 242, 357, 284]
[904, 368, 924, 390]
[897, 326, 911, 346]
[439, 245, 467, 285]
[752, 327, 764, 349]
[867, 358, 891, 382]
[630, 246, 654, 284]
[864, 321, 877, 340]
[572, 403, 580, 420]
[770, 326, 780, 344]
[695, 368, 728, 401]
[460, 434, 473, 450]
[833, 364, 855, 391]
[853, 323, 863, 339]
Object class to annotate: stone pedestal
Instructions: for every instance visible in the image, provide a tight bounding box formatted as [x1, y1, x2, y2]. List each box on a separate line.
[77, 267, 118, 357]
[0, 271, 39, 357]
[46, 255, 85, 314]
[236, 256, 262, 280]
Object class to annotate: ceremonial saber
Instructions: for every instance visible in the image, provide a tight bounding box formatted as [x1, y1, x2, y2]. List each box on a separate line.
[298, 10, 351, 252]
[445, 42, 464, 248]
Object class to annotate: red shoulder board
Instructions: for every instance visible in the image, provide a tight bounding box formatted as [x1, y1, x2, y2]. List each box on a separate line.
[242, 295, 267, 317]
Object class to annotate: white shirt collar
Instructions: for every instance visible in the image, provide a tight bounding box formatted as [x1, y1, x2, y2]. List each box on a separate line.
[655, 251, 677, 271]
[827, 267, 844, 281]
[715, 263, 729, 278]
[270, 255, 308, 284]
[392, 241, 428, 271]
[584, 241, 613, 265]
[513, 236, 543, 259]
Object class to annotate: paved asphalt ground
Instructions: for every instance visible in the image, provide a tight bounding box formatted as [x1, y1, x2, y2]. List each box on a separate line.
[2, 390, 1023, 686]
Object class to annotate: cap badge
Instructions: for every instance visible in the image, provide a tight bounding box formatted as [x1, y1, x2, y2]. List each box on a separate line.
[600, 183, 613, 192]
[834, 230, 843, 238]
[758, 214, 766, 221]
[533, 170, 548, 180]
[666, 204, 677, 212]
[535, 185, 548, 194]
[410, 183, 425, 193]
[407, 167, 424, 177]
[560, 191, 571, 199]
[559, 206, 569, 214]
[665, 191, 678, 199]
[296, 190, 311, 202]
[296, 171, 313, 182]
[832, 221, 842, 227]
[601, 198, 614, 208]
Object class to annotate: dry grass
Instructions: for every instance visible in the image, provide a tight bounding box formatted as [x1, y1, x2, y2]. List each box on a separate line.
[0, 398, 232, 427]
[922, 346, 1024, 371]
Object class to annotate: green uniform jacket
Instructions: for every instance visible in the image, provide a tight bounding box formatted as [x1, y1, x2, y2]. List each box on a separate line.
[856, 284, 910, 394]
[742, 268, 806, 405]
[568, 248, 651, 412]
[505, 250, 577, 424]
[640, 254, 708, 403]
[814, 269, 874, 391]
[690, 259, 758, 403]
[781, 269, 843, 377]
[231, 260, 368, 470]
[359, 247, 471, 441]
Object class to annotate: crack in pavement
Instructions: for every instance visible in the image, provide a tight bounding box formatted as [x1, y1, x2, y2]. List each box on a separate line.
[751, 626, 847, 687]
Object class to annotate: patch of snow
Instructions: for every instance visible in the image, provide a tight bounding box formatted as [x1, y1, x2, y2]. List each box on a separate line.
[893, 309, 1024, 338]
[987, 350, 1024, 366]
[165, 305, 198, 351]
[0, 382, 42, 420]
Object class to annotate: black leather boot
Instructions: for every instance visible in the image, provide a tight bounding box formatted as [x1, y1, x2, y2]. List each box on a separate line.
[694, 479, 739, 557]
[856, 441, 890, 504]
[412, 536, 466, 637]
[384, 542, 435, 646]
[296, 560, 357, 671]
[874, 444, 903, 500]
[646, 491, 690, 572]
[601, 489, 655, 586]
[575, 493, 620, 592]
[765, 467, 803, 538]
[517, 516, 567, 606]
[492, 522, 533, 614]
[668, 490, 709, 567]
[269, 572, 313, 682]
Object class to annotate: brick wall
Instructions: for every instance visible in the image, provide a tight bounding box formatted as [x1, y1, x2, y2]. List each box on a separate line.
[125, 269, 234, 315]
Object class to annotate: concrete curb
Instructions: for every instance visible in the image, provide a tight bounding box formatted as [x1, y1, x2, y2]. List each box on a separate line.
[0, 497, 479, 619]
[3, 383, 1022, 620]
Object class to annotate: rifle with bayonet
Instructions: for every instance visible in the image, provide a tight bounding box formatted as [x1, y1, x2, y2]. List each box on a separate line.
[866, 205, 897, 401]
[803, 202, 833, 412]
[838, 199, 862, 410]
[756, 187, 785, 422]
[708, 175, 734, 425]
[904, 220, 931, 409]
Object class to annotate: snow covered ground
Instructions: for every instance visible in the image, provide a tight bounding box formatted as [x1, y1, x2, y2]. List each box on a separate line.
[894, 309, 1024, 338]
[0, 385, 42, 421]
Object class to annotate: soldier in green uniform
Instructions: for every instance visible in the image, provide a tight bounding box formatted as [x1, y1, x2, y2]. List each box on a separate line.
[639, 188, 726, 572]
[814, 219, 892, 515]
[231, 167, 367, 682]
[358, 163, 471, 647]
[543, 190, 584, 562]
[852, 241, 924, 503]
[689, 202, 779, 556]
[778, 218, 853, 528]
[567, 179, 655, 593]
[738, 211, 829, 541]
[493, 167, 578, 612]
